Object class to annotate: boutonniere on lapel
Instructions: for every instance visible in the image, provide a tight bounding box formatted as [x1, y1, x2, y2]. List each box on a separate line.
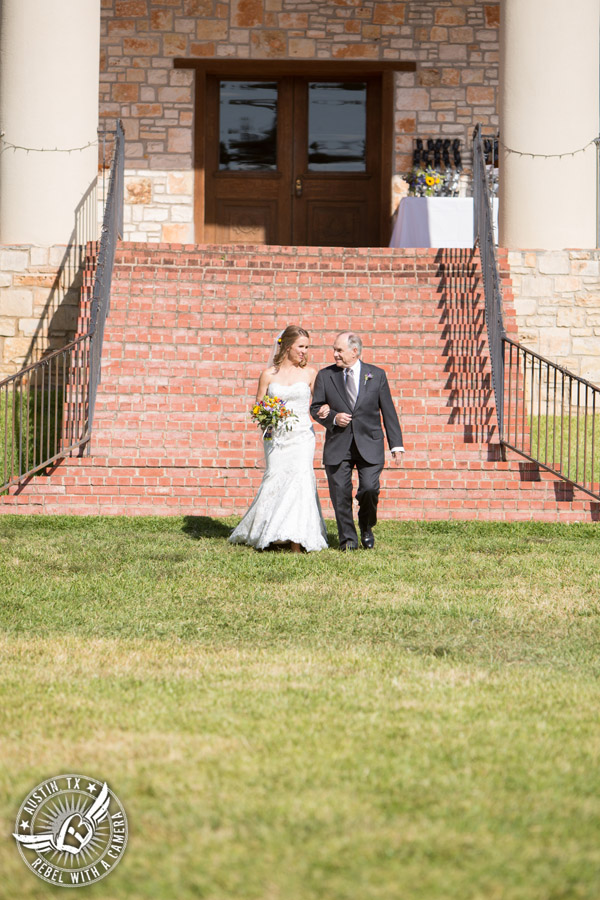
[364, 372, 373, 386]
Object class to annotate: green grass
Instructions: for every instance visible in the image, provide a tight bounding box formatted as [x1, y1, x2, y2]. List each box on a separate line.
[0, 387, 64, 488]
[529, 414, 600, 486]
[1, 516, 600, 899]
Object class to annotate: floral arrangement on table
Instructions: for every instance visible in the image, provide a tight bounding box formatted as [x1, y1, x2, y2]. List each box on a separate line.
[406, 138, 463, 198]
[406, 165, 461, 198]
[251, 395, 297, 440]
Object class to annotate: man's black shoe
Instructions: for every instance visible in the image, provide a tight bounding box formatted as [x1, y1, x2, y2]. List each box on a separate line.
[340, 541, 358, 551]
[360, 528, 375, 549]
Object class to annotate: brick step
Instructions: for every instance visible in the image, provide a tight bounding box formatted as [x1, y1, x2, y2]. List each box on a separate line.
[5, 242, 580, 522]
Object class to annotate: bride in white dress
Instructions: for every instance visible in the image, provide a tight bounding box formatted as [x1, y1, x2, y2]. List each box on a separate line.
[229, 325, 328, 553]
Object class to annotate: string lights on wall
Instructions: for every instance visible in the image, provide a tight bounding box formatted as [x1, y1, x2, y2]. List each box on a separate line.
[0, 134, 98, 156]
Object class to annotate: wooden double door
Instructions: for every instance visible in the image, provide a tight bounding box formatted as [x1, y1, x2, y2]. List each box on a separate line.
[203, 75, 383, 247]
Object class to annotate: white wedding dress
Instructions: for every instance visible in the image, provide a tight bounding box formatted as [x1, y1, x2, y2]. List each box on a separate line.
[229, 382, 328, 552]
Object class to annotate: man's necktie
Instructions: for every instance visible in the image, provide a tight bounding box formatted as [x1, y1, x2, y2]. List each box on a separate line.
[345, 367, 357, 408]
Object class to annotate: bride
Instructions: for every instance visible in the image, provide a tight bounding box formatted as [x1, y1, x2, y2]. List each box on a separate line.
[229, 325, 328, 553]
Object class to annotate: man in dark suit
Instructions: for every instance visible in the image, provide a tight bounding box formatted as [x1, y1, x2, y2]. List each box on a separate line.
[310, 332, 404, 551]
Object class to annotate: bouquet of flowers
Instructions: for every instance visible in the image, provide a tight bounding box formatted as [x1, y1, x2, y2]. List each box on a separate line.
[407, 165, 459, 197]
[251, 394, 297, 440]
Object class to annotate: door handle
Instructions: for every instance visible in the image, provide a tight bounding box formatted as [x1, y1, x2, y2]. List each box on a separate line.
[295, 177, 303, 197]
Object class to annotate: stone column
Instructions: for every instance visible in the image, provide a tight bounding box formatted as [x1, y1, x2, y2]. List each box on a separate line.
[499, 0, 599, 249]
[0, 0, 100, 245]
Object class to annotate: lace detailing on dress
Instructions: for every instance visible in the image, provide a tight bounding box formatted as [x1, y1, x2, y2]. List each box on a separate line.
[229, 382, 328, 552]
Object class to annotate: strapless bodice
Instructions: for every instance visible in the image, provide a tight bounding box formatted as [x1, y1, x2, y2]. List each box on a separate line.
[267, 381, 311, 418]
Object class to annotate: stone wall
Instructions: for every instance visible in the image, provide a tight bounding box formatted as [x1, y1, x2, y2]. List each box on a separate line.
[0, 245, 82, 378]
[100, 0, 500, 242]
[508, 250, 600, 385]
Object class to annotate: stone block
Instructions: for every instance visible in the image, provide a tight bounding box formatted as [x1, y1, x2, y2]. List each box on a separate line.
[162, 223, 193, 243]
[441, 68, 460, 86]
[171, 205, 193, 223]
[168, 129, 192, 154]
[373, 3, 405, 25]
[332, 43, 379, 59]
[576, 293, 600, 307]
[151, 9, 173, 30]
[125, 177, 152, 205]
[429, 26, 448, 42]
[439, 44, 467, 61]
[167, 172, 193, 195]
[396, 88, 430, 111]
[29, 247, 50, 267]
[537, 252, 570, 275]
[556, 308, 587, 328]
[571, 259, 600, 276]
[572, 337, 600, 355]
[164, 34, 189, 55]
[289, 38, 316, 57]
[466, 86, 495, 104]
[0, 274, 11, 288]
[13, 274, 57, 288]
[4, 336, 31, 363]
[158, 86, 192, 103]
[418, 68, 441, 87]
[0, 292, 33, 317]
[115, 0, 148, 15]
[196, 19, 228, 40]
[143, 207, 169, 221]
[554, 276, 582, 293]
[123, 38, 160, 55]
[0, 249, 29, 271]
[183, 0, 214, 13]
[461, 68, 484, 84]
[539, 332, 571, 357]
[450, 27, 474, 43]
[132, 103, 163, 117]
[280, 13, 309, 28]
[435, 8, 466, 26]
[485, 5, 501, 27]
[190, 41, 217, 57]
[0, 321, 16, 337]
[513, 298, 538, 316]
[49, 246, 67, 267]
[233, 0, 263, 27]
[113, 83, 139, 102]
[519, 275, 553, 298]
[18, 318, 40, 337]
[396, 116, 416, 133]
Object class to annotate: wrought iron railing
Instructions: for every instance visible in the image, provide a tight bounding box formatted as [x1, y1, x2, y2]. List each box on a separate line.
[473, 123, 600, 501]
[473, 123, 506, 433]
[0, 121, 124, 492]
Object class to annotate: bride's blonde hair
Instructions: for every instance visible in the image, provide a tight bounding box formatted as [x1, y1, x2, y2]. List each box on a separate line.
[273, 325, 309, 368]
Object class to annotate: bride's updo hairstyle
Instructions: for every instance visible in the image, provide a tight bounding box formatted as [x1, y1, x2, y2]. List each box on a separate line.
[273, 325, 310, 368]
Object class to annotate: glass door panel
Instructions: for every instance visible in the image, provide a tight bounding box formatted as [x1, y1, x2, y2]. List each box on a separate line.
[307, 82, 367, 172]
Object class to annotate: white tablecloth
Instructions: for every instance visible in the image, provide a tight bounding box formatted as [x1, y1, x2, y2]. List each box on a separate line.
[389, 197, 498, 249]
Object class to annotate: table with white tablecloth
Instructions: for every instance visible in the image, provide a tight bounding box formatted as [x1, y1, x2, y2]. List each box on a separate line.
[389, 196, 498, 248]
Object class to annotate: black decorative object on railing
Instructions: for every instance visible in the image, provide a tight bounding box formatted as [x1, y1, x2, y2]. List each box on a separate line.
[0, 121, 124, 493]
[473, 123, 600, 502]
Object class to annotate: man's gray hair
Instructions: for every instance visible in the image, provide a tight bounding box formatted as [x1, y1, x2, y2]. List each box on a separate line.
[345, 332, 362, 356]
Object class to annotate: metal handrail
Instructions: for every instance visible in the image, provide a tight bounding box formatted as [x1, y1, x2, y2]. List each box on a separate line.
[0, 121, 124, 492]
[473, 123, 506, 433]
[473, 123, 600, 501]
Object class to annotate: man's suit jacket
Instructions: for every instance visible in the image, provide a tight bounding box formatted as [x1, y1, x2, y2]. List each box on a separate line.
[310, 362, 403, 466]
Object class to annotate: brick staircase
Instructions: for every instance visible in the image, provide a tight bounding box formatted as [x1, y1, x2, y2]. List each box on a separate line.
[2, 242, 598, 521]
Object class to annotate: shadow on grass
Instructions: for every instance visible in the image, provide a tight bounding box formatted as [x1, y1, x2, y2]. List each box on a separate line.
[182, 516, 233, 541]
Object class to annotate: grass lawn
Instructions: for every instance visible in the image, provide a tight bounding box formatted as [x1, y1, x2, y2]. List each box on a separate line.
[1, 516, 600, 899]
